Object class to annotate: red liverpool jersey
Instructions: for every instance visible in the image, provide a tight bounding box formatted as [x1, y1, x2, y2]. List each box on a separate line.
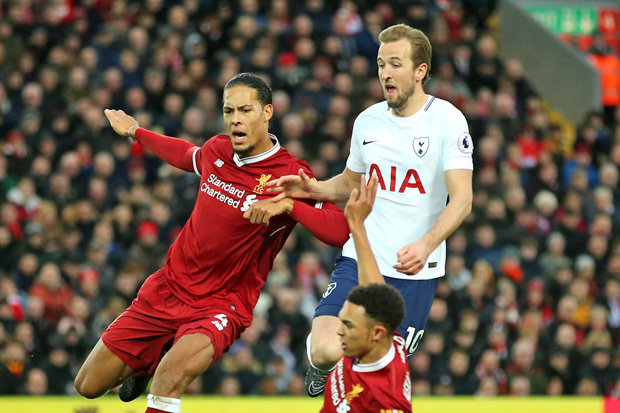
[321, 336, 412, 413]
[163, 134, 315, 317]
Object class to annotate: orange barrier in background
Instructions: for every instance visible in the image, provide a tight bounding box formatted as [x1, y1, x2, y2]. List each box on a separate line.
[589, 53, 620, 107]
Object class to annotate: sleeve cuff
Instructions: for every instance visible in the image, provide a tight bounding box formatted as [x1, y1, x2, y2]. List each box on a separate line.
[192, 147, 201, 177]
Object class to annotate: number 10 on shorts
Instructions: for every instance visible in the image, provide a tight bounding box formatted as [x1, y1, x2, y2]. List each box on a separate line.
[405, 327, 424, 355]
[211, 314, 229, 331]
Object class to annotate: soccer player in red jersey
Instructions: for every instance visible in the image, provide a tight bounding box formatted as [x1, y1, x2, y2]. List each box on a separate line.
[73, 73, 350, 413]
[321, 175, 412, 413]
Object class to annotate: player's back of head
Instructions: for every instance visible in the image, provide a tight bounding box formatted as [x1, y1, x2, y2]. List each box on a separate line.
[347, 284, 405, 335]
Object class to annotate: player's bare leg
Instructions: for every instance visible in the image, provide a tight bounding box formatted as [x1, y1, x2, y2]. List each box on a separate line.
[305, 315, 343, 397]
[146, 333, 214, 412]
[310, 315, 343, 369]
[74, 339, 135, 398]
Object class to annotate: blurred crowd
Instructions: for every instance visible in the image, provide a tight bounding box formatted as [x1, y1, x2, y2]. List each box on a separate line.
[0, 0, 619, 398]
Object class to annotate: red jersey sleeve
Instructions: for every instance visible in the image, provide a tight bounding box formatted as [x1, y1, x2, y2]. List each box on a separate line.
[134, 128, 198, 172]
[289, 200, 350, 247]
[286, 158, 350, 247]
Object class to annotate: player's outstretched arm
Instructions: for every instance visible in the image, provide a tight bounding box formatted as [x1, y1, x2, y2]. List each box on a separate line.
[345, 174, 384, 285]
[266, 167, 361, 204]
[104, 109, 139, 137]
[394, 169, 472, 275]
[104, 109, 197, 173]
[244, 197, 351, 247]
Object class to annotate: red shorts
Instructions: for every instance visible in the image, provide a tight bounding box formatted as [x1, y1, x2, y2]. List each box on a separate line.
[101, 268, 250, 376]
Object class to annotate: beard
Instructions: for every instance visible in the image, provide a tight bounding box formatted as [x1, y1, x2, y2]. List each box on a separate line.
[233, 144, 255, 158]
[385, 84, 415, 110]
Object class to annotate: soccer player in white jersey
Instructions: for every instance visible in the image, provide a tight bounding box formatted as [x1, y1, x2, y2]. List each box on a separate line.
[268, 23, 473, 397]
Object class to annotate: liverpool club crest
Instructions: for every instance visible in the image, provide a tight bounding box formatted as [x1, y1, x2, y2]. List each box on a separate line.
[413, 136, 429, 157]
[253, 173, 272, 194]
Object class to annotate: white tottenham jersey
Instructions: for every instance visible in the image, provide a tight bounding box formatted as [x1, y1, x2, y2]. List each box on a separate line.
[343, 96, 473, 280]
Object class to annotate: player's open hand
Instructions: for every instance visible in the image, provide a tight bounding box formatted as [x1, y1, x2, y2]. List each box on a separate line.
[265, 168, 318, 201]
[393, 239, 432, 275]
[243, 198, 294, 226]
[344, 174, 377, 228]
[104, 109, 139, 137]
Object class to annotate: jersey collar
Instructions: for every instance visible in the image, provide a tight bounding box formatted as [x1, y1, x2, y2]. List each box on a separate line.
[385, 94, 434, 125]
[352, 342, 395, 373]
[233, 134, 281, 167]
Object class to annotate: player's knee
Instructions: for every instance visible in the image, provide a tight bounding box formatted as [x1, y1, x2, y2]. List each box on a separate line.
[74, 375, 105, 399]
[310, 344, 340, 371]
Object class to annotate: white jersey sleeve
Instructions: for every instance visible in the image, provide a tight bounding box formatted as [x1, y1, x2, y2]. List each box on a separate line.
[442, 107, 473, 171]
[346, 116, 365, 173]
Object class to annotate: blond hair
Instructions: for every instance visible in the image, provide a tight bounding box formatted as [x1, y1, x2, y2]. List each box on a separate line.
[378, 24, 432, 83]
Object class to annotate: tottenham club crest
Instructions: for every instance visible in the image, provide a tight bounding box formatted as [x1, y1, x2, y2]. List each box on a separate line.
[457, 132, 474, 154]
[413, 136, 429, 157]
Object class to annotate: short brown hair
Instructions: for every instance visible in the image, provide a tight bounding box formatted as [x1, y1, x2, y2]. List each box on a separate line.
[378, 24, 432, 83]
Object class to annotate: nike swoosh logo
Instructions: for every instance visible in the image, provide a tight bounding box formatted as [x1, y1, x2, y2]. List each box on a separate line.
[362, 139, 378, 145]
[308, 381, 325, 396]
